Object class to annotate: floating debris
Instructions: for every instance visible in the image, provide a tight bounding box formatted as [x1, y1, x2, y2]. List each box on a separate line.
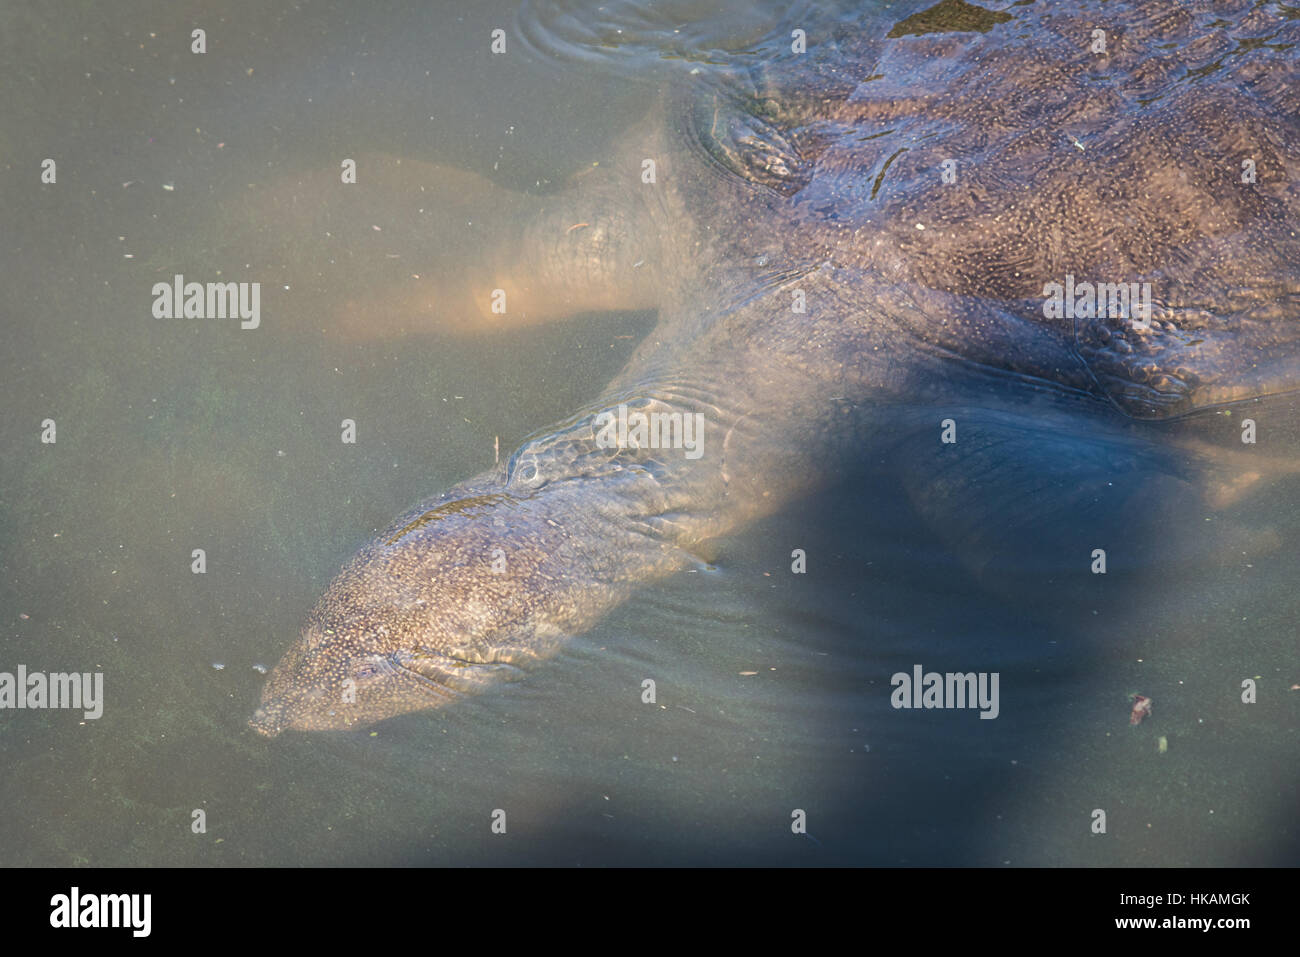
[1129, 693, 1153, 725]
[211, 662, 226, 671]
[1157, 735, 1168, 753]
[251, 663, 268, 674]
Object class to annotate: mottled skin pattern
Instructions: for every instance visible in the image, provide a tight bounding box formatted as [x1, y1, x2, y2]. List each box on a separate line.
[251, 0, 1300, 736]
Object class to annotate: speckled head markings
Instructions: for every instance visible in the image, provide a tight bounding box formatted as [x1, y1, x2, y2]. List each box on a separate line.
[250, 487, 580, 735]
[253, 0, 1300, 736]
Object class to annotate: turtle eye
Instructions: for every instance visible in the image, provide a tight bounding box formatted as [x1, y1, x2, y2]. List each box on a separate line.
[354, 654, 393, 681]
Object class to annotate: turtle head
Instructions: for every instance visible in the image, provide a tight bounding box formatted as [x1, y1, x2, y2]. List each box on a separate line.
[248, 616, 461, 738]
[249, 489, 577, 737]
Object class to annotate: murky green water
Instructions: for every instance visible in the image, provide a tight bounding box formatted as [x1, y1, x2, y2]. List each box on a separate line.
[1, 0, 1296, 866]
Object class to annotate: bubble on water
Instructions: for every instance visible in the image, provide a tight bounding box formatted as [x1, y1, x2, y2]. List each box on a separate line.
[211, 662, 225, 671]
[252, 663, 268, 674]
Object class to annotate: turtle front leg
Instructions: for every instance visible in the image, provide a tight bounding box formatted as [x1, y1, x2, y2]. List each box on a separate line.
[466, 160, 665, 332]
[225, 149, 665, 340]
[890, 399, 1293, 594]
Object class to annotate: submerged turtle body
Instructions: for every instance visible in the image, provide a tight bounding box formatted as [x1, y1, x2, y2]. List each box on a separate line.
[251, 0, 1300, 736]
